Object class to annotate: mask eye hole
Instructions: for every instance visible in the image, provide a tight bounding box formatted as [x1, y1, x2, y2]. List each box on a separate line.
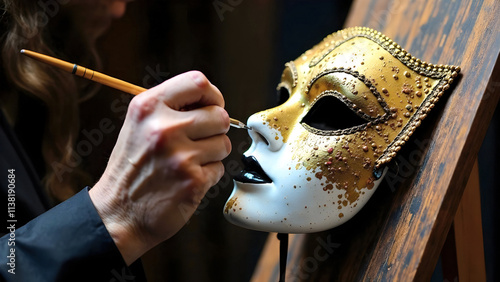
[276, 85, 291, 106]
[301, 95, 369, 132]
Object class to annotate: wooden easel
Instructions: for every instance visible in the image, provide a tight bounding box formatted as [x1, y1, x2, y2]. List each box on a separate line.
[251, 0, 499, 281]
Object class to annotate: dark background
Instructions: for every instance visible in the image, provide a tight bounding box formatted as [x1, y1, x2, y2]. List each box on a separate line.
[76, 0, 498, 281]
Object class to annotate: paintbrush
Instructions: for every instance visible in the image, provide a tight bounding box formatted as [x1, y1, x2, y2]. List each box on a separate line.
[20, 49, 250, 130]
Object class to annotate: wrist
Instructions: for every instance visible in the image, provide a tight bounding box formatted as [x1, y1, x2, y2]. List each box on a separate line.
[89, 177, 149, 266]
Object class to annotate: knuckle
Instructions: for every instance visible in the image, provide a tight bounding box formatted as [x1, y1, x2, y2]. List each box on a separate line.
[182, 114, 196, 128]
[183, 170, 207, 197]
[170, 153, 195, 175]
[204, 162, 225, 189]
[146, 120, 165, 137]
[214, 162, 225, 182]
[217, 107, 230, 128]
[188, 70, 209, 88]
[145, 120, 183, 151]
[178, 155, 193, 172]
[223, 135, 232, 156]
[145, 121, 167, 150]
[160, 122, 182, 138]
[128, 95, 158, 121]
[213, 89, 225, 108]
[189, 173, 206, 189]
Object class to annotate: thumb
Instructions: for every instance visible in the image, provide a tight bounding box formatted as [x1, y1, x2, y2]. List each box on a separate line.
[150, 71, 225, 110]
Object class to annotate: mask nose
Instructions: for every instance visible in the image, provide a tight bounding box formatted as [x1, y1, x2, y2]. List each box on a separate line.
[247, 113, 284, 152]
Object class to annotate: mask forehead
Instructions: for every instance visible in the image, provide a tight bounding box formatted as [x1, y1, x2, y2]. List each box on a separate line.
[263, 27, 458, 168]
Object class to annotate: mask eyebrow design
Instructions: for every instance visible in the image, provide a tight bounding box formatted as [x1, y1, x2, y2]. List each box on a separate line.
[301, 91, 372, 136]
[312, 90, 379, 122]
[305, 68, 391, 120]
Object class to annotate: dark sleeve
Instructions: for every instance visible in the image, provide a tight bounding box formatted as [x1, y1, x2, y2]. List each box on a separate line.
[0, 187, 146, 282]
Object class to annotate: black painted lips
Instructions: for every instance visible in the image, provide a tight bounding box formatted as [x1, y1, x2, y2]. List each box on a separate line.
[234, 156, 272, 184]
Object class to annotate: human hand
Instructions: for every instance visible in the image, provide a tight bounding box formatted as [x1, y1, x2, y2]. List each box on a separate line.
[89, 71, 231, 265]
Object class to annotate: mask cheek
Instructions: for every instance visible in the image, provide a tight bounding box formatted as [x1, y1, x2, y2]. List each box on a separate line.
[224, 137, 388, 233]
[222, 156, 312, 232]
[256, 100, 308, 144]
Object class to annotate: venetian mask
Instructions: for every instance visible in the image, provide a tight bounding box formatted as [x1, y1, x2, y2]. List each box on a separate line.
[224, 27, 459, 233]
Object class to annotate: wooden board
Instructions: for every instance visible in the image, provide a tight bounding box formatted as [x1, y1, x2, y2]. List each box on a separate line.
[454, 160, 486, 282]
[252, 0, 500, 281]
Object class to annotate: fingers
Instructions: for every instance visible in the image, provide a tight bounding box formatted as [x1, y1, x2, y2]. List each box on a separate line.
[201, 161, 226, 188]
[125, 70, 231, 180]
[183, 105, 230, 140]
[192, 134, 232, 165]
[144, 71, 229, 140]
[151, 71, 224, 110]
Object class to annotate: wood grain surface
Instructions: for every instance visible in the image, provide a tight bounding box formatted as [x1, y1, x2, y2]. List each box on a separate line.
[252, 0, 500, 281]
[454, 160, 486, 282]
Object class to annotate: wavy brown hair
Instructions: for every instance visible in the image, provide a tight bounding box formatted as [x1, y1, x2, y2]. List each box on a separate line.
[0, 0, 100, 202]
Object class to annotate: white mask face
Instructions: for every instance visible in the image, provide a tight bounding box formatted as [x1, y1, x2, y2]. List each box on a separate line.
[224, 27, 459, 233]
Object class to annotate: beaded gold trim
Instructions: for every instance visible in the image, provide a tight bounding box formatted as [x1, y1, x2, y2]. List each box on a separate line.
[307, 27, 460, 169]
